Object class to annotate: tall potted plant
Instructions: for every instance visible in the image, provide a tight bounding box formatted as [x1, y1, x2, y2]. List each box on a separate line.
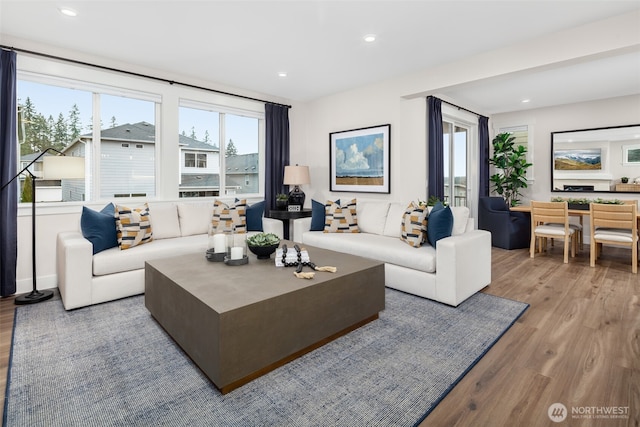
[489, 132, 532, 207]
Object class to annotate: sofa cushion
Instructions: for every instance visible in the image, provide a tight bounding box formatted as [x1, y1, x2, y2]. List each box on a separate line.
[383, 202, 405, 238]
[450, 206, 470, 236]
[302, 232, 436, 273]
[324, 199, 359, 233]
[115, 203, 153, 250]
[93, 234, 208, 276]
[427, 202, 453, 247]
[401, 202, 428, 247]
[357, 201, 389, 235]
[212, 199, 247, 233]
[80, 203, 117, 255]
[177, 202, 212, 236]
[148, 203, 181, 240]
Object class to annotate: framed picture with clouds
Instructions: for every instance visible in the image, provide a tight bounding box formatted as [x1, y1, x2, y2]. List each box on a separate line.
[329, 124, 390, 193]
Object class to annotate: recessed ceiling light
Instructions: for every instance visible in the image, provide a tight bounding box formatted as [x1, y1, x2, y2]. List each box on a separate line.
[278, 72, 287, 78]
[363, 34, 376, 43]
[521, 99, 531, 104]
[59, 7, 77, 17]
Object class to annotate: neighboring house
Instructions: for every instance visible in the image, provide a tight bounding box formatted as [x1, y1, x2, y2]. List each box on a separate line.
[61, 121, 256, 199]
[225, 153, 259, 195]
[18, 151, 64, 202]
[179, 134, 221, 198]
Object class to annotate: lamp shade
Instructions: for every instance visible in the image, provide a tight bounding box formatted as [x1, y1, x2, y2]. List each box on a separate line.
[283, 165, 310, 186]
[43, 156, 85, 180]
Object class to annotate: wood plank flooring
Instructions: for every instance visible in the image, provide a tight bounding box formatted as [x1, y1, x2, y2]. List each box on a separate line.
[1, 245, 638, 425]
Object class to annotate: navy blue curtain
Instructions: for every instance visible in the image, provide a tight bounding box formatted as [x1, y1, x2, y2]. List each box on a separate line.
[427, 96, 444, 200]
[1, 50, 18, 297]
[265, 103, 290, 213]
[478, 115, 490, 197]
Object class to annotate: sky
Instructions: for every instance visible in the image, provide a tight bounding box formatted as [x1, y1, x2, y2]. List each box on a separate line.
[17, 80, 259, 154]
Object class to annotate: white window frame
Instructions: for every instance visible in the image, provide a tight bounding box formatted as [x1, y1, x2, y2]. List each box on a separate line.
[494, 123, 535, 183]
[441, 104, 479, 219]
[17, 71, 161, 204]
[179, 98, 265, 198]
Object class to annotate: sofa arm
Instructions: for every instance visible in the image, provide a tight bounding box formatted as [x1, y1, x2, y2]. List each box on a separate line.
[292, 217, 313, 243]
[262, 217, 284, 240]
[56, 231, 94, 310]
[435, 230, 492, 306]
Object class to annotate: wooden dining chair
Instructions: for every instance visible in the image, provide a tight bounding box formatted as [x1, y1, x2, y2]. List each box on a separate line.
[589, 203, 638, 274]
[530, 201, 576, 263]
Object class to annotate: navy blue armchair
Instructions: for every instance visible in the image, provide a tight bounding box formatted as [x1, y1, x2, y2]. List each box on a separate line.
[478, 197, 531, 250]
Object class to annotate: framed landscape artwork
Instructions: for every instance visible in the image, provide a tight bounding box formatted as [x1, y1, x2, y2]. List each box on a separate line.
[623, 144, 640, 165]
[329, 124, 390, 193]
[553, 148, 602, 170]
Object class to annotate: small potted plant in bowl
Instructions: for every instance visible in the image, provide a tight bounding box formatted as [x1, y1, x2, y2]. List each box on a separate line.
[276, 193, 288, 210]
[621, 176, 629, 183]
[246, 233, 281, 259]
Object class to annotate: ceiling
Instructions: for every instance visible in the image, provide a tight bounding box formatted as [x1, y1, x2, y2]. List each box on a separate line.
[1, 1, 639, 114]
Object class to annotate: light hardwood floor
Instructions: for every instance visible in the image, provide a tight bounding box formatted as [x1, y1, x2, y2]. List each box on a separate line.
[1, 245, 638, 426]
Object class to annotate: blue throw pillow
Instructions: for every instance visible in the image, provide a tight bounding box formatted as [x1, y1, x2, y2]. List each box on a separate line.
[81, 203, 118, 254]
[310, 199, 339, 231]
[245, 200, 265, 231]
[427, 202, 453, 248]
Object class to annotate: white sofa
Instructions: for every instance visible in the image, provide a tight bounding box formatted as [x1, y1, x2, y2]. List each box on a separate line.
[57, 201, 283, 310]
[292, 201, 491, 306]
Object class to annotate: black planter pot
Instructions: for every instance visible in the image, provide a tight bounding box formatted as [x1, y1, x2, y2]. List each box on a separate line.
[568, 203, 589, 210]
[276, 200, 288, 211]
[248, 244, 279, 259]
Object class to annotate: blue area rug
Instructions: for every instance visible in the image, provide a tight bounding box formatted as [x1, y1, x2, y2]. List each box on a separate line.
[4, 289, 527, 426]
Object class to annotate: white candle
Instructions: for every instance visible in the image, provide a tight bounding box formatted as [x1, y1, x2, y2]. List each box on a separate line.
[213, 234, 226, 253]
[231, 246, 244, 260]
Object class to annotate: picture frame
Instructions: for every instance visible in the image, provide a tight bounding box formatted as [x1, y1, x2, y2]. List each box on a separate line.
[329, 124, 390, 193]
[553, 148, 602, 170]
[623, 144, 640, 165]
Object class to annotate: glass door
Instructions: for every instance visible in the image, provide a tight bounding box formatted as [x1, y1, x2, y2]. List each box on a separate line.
[443, 121, 469, 207]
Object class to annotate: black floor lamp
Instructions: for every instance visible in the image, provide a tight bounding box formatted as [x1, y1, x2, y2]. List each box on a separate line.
[1, 147, 84, 305]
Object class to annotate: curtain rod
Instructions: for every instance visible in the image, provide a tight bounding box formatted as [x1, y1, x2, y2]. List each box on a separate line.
[1, 45, 292, 109]
[427, 95, 486, 119]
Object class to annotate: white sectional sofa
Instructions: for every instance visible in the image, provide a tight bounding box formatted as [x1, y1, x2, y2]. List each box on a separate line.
[292, 201, 491, 306]
[57, 200, 283, 310]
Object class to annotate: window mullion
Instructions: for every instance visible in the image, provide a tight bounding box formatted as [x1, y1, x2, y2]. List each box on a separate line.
[219, 113, 226, 195]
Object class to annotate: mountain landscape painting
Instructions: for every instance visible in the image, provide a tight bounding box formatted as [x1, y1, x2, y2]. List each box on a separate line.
[554, 148, 602, 170]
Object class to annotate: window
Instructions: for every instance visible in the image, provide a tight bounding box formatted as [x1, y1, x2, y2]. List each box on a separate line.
[497, 125, 533, 180]
[17, 80, 90, 203]
[443, 121, 469, 207]
[179, 102, 263, 198]
[99, 94, 156, 199]
[184, 152, 207, 168]
[17, 76, 159, 202]
[185, 153, 196, 168]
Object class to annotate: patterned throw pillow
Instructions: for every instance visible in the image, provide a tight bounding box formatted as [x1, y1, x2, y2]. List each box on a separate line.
[211, 199, 247, 233]
[115, 203, 153, 250]
[324, 199, 360, 233]
[400, 202, 428, 247]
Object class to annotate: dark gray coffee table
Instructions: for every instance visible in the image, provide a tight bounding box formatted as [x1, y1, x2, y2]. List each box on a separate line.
[144, 242, 385, 394]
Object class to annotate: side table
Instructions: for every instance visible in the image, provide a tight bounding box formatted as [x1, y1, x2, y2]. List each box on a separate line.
[268, 209, 312, 240]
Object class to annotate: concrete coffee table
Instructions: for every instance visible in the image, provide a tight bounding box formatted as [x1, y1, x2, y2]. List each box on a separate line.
[144, 242, 384, 394]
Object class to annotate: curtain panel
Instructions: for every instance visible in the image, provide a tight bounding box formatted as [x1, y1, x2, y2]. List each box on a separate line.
[0, 49, 18, 296]
[265, 103, 290, 214]
[478, 115, 490, 198]
[427, 96, 444, 201]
